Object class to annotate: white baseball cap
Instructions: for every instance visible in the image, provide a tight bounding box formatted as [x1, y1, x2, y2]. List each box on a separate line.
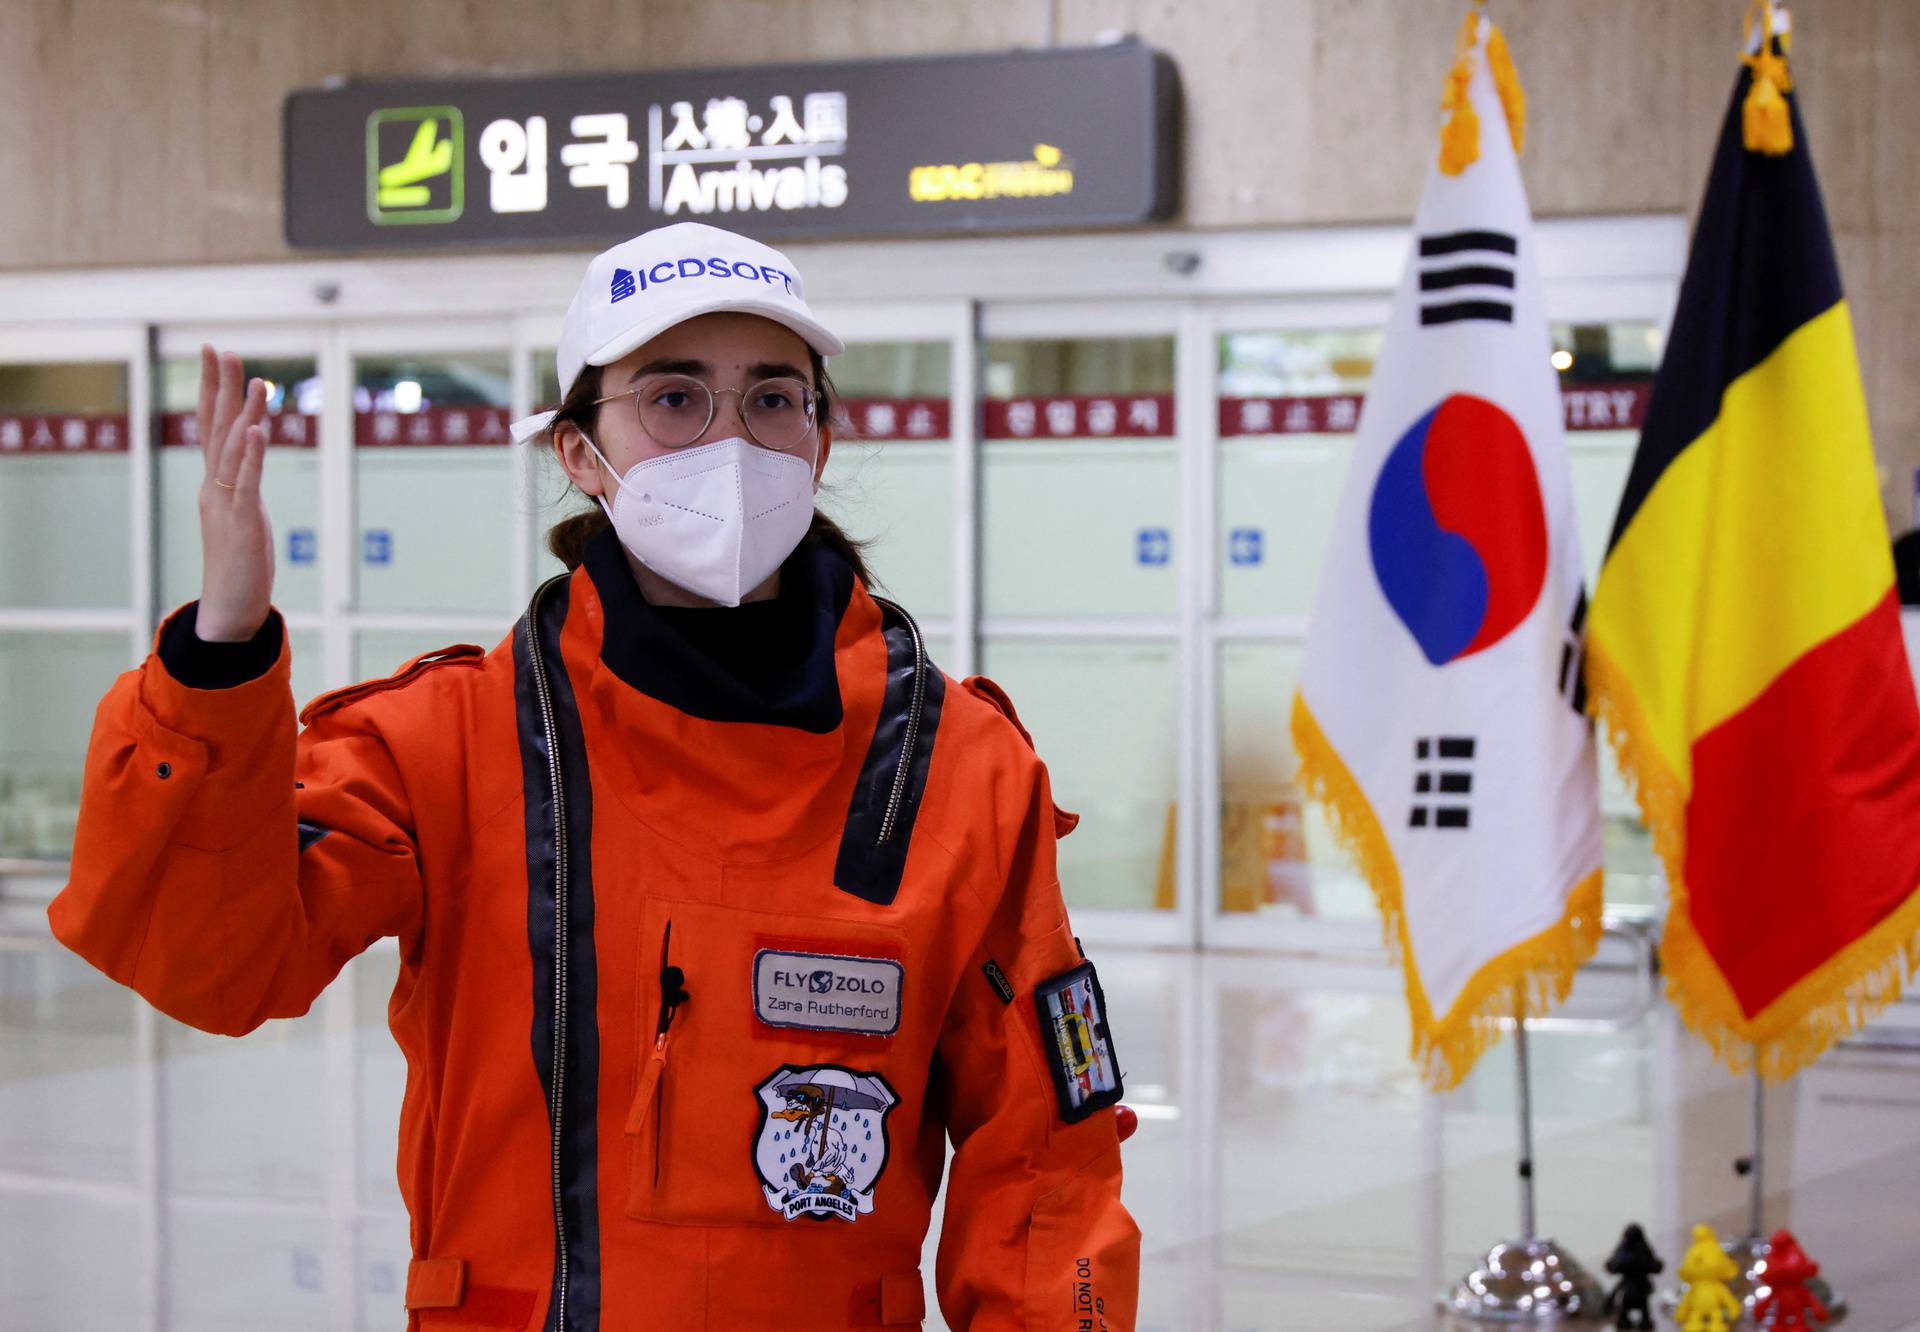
[510, 222, 843, 443]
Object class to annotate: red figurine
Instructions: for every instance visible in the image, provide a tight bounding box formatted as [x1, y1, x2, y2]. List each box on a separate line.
[1756, 1228, 1830, 1332]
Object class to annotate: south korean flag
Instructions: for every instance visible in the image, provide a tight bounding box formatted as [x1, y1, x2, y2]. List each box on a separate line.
[1290, 12, 1604, 1091]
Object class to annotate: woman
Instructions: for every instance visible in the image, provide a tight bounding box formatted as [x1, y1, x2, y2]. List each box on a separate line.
[49, 221, 1140, 1331]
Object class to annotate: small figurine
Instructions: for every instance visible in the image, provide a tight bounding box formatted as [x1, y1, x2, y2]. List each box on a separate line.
[1675, 1223, 1743, 1332]
[1756, 1228, 1830, 1331]
[1601, 1223, 1664, 1329]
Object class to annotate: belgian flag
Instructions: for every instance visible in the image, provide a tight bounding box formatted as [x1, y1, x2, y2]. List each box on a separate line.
[1586, 24, 1920, 1078]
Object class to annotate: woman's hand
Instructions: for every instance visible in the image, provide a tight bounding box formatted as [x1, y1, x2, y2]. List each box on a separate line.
[194, 346, 276, 642]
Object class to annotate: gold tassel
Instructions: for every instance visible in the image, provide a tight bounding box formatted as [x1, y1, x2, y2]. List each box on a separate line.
[1741, 0, 1796, 155]
[1486, 23, 1527, 156]
[1437, 10, 1481, 176]
[1438, 8, 1528, 175]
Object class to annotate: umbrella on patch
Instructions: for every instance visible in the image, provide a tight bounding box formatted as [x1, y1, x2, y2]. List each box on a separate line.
[771, 1067, 894, 1112]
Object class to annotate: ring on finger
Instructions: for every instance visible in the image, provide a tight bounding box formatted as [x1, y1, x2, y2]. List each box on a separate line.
[214, 478, 237, 489]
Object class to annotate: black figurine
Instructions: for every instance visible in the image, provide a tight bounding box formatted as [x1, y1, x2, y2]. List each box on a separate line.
[1602, 1223, 1665, 1330]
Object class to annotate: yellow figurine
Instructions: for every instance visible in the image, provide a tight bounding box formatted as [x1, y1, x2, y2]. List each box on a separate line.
[1675, 1224, 1744, 1332]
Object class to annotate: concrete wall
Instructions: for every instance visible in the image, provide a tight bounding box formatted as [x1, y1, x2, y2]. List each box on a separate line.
[3, 0, 1916, 515]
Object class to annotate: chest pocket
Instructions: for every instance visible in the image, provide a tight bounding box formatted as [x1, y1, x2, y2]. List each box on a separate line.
[624, 895, 923, 1231]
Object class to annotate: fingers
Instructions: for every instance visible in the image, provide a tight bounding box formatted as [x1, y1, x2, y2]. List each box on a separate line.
[206, 350, 246, 465]
[195, 345, 218, 459]
[232, 422, 267, 494]
[210, 377, 267, 489]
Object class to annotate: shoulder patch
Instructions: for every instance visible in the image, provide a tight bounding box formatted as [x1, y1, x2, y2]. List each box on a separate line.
[298, 643, 485, 727]
[1034, 960, 1123, 1124]
[959, 675, 1080, 838]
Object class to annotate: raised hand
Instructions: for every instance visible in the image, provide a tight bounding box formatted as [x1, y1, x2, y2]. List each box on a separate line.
[194, 346, 276, 642]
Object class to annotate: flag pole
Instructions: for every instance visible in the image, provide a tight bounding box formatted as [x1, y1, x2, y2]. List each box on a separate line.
[1442, 991, 1602, 1322]
[1514, 1002, 1537, 1241]
[1715, 1064, 1772, 1316]
[1708, 1056, 1849, 1323]
[1713, 1061, 1847, 1324]
[1748, 1065, 1765, 1238]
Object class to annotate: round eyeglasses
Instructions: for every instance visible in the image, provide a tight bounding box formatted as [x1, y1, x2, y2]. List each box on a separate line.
[592, 373, 821, 452]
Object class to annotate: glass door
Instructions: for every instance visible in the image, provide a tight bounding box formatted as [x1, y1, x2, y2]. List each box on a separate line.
[340, 319, 522, 681]
[975, 300, 1193, 945]
[0, 323, 156, 1329]
[0, 325, 148, 871]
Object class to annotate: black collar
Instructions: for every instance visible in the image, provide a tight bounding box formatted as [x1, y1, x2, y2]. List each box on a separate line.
[582, 527, 854, 734]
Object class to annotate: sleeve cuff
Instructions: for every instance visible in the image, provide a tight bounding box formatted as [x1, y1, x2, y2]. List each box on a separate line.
[158, 603, 286, 690]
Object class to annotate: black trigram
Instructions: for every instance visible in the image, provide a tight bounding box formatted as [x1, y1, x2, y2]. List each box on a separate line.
[1559, 588, 1589, 715]
[1417, 230, 1517, 326]
[1410, 736, 1475, 830]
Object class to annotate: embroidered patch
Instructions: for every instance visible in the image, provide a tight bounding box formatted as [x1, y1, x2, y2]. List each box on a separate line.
[753, 948, 903, 1036]
[982, 959, 1015, 1005]
[753, 1064, 896, 1222]
[1034, 961, 1124, 1123]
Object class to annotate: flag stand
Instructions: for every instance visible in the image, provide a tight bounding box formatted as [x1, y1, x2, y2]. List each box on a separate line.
[1717, 1068, 1850, 1324]
[1440, 1005, 1604, 1323]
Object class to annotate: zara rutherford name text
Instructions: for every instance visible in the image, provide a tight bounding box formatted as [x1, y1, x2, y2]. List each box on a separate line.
[763, 995, 895, 1021]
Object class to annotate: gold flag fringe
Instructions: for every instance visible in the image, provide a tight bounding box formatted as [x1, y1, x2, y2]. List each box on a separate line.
[1291, 694, 1605, 1091]
[1585, 637, 1920, 1079]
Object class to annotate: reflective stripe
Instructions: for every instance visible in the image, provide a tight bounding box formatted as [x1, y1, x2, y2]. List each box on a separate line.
[514, 577, 603, 1331]
[833, 599, 946, 906]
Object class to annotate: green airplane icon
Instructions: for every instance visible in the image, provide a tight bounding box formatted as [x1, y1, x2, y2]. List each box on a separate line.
[377, 118, 454, 208]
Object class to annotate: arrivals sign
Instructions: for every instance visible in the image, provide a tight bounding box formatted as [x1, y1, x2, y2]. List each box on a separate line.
[283, 43, 1179, 250]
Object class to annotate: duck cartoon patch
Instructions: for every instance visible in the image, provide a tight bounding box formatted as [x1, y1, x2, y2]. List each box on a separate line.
[752, 1064, 897, 1222]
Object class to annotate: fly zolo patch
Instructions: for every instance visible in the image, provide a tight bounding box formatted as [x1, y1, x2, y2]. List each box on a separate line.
[1034, 961, 1124, 1123]
[753, 1064, 896, 1222]
[753, 947, 903, 1037]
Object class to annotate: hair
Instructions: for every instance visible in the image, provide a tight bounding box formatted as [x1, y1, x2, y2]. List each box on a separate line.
[540, 347, 874, 586]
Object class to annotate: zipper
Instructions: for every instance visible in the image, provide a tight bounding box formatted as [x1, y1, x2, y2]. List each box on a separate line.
[642, 922, 689, 1185]
[523, 577, 571, 1331]
[872, 597, 927, 846]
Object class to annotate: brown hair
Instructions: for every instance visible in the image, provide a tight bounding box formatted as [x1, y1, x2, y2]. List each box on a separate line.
[540, 349, 874, 586]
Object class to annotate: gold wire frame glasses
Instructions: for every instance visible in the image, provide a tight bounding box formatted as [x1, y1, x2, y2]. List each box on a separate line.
[591, 373, 822, 451]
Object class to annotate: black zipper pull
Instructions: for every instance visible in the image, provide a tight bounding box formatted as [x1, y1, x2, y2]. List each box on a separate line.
[627, 920, 689, 1155]
[658, 919, 690, 1036]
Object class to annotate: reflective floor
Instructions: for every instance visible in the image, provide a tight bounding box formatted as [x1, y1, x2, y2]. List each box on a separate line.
[4, 897, 1919, 1331]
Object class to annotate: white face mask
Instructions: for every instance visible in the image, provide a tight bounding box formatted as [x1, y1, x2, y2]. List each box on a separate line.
[585, 435, 817, 607]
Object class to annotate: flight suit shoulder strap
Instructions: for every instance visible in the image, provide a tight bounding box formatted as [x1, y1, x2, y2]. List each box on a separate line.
[298, 643, 486, 727]
[960, 675, 1036, 748]
[958, 675, 1079, 839]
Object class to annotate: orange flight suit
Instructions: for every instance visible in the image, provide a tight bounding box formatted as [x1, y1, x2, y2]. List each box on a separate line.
[49, 534, 1139, 1331]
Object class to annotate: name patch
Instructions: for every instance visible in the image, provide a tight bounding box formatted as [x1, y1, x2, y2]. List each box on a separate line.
[753, 948, 903, 1037]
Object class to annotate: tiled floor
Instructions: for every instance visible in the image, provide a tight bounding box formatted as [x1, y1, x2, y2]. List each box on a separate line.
[4, 902, 1919, 1330]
